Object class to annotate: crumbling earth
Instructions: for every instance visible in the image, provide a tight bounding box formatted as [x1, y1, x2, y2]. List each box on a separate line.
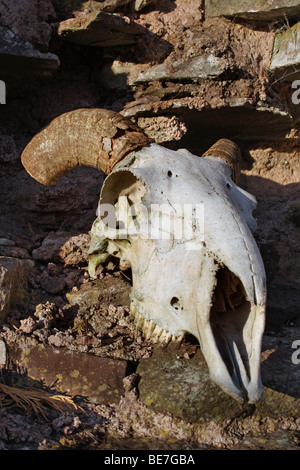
[0, 244, 299, 450]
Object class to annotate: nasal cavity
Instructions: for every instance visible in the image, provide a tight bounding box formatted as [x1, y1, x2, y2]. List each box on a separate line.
[170, 297, 181, 312]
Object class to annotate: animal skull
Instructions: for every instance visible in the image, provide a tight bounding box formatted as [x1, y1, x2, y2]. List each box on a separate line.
[21, 108, 266, 404]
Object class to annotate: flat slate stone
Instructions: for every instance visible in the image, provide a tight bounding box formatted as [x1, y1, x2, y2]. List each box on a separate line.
[137, 344, 249, 424]
[83, 0, 132, 12]
[9, 344, 129, 405]
[205, 0, 300, 21]
[270, 21, 300, 81]
[58, 9, 145, 47]
[134, 54, 224, 83]
[137, 343, 300, 423]
[0, 26, 59, 78]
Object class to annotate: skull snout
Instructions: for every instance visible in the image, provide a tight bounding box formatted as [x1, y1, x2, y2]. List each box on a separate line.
[207, 265, 265, 403]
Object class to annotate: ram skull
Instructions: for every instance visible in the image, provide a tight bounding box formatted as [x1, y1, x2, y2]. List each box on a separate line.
[21, 108, 266, 403]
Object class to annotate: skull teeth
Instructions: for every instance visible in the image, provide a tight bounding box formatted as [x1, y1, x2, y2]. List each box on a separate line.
[130, 305, 183, 344]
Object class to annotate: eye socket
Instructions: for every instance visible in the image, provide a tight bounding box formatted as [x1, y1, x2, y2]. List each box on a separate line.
[167, 170, 172, 177]
[170, 297, 181, 311]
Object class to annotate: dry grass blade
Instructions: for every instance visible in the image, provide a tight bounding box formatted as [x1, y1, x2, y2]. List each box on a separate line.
[0, 383, 82, 420]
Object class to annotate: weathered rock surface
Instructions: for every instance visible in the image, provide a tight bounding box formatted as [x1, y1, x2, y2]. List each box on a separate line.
[8, 343, 129, 404]
[58, 9, 145, 47]
[32, 232, 90, 265]
[66, 275, 131, 308]
[0, 165, 104, 252]
[134, 53, 225, 83]
[37, 270, 66, 295]
[0, 134, 24, 163]
[0, 26, 59, 78]
[137, 116, 187, 143]
[270, 21, 300, 81]
[137, 342, 300, 423]
[135, 0, 155, 11]
[56, 0, 132, 16]
[205, 0, 300, 21]
[0, 256, 35, 323]
[79, 0, 132, 13]
[0, 244, 31, 259]
[0, 0, 56, 52]
[137, 344, 248, 424]
[243, 143, 300, 329]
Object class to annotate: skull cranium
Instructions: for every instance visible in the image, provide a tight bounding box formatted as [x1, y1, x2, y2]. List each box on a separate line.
[21, 108, 266, 404]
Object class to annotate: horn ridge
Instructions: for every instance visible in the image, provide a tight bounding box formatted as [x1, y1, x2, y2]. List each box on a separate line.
[21, 108, 151, 186]
[202, 138, 241, 183]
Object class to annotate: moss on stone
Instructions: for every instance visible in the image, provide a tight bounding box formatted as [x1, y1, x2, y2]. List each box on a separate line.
[137, 343, 300, 425]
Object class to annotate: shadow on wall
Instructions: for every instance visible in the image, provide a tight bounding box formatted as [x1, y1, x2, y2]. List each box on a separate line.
[261, 344, 300, 400]
[261, 327, 300, 400]
[244, 175, 300, 331]
[0, 165, 106, 242]
[173, 106, 296, 157]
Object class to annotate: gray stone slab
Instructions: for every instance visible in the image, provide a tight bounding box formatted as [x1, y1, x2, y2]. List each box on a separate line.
[270, 21, 300, 81]
[58, 9, 145, 47]
[137, 343, 300, 423]
[134, 54, 224, 83]
[137, 344, 249, 424]
[135, 0, 155, 11]
[0, 26, 59, 78]
[9, 344, 129, 405]
[205, 0, 300, 21]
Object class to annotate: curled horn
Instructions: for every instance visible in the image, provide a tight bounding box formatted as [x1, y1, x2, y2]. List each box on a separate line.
[201, 138, 241, 183]
[21, 108, 152, 186]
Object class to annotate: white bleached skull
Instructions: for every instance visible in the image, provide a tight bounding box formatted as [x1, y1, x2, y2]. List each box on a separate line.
[21, 108, 266, 404]
[88, 143, 266, 403]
